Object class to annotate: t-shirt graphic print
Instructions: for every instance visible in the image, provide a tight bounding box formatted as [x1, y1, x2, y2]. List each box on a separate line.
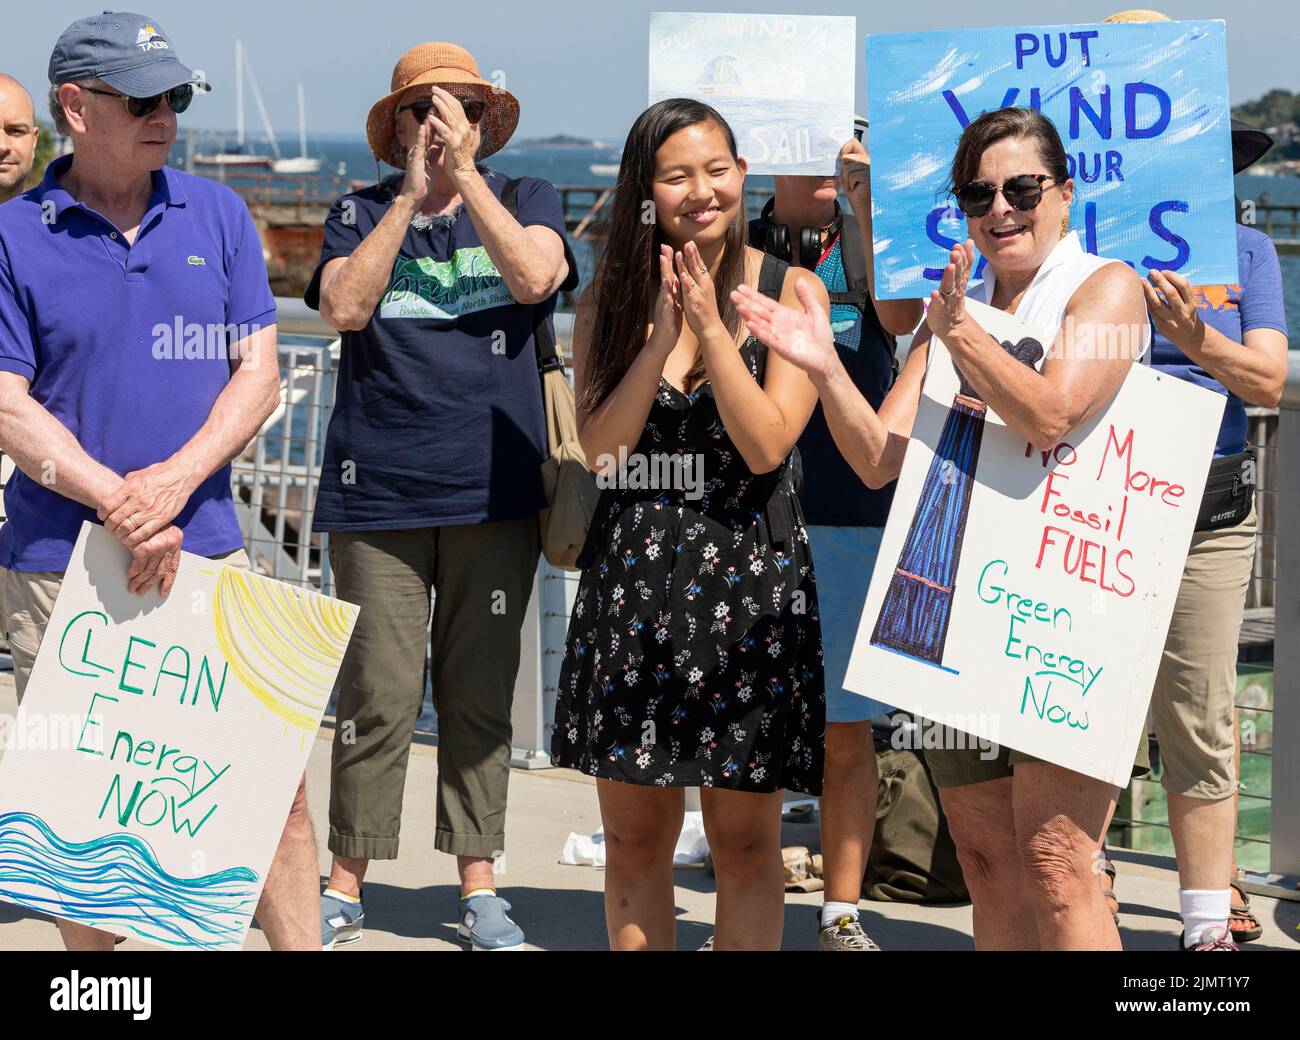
[380, 246, 514, 321]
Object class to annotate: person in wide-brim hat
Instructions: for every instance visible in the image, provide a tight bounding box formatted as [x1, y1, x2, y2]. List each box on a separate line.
[1104, 11, 1275, 175]
[1230, 118, 1273, 174]
[365, 42, 518, 168]
[1101, 3, 1288, 954]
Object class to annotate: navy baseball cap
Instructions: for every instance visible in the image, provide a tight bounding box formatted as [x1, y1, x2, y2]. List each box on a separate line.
[48, 11, 211, 97]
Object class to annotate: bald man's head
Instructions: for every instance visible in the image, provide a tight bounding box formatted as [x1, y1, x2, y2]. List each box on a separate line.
[0, 74, 39, 204]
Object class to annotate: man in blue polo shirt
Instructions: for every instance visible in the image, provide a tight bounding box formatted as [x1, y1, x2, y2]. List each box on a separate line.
[0, 12, 313, 951]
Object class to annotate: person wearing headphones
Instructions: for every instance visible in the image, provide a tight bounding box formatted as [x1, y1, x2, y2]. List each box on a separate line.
[748, 120, 923, 950]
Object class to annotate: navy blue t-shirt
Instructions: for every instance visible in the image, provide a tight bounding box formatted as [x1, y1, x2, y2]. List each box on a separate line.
[748, 219, 898, 527]
[1148, 224, 1288, 457]
[305, 172, 576, 531]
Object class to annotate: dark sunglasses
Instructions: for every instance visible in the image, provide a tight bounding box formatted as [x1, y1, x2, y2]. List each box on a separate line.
[954, 173, 1057, 218]
[397, 95, 486, 126]
[82, 83, 194, 118]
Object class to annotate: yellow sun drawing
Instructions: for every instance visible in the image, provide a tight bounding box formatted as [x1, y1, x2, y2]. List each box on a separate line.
[212, 568, 354, 730]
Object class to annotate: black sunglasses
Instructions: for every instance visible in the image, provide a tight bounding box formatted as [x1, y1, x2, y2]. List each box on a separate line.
[82, 83, 194, 118]
[397, 95, 486, 126]
[954, 174, 1058, 218]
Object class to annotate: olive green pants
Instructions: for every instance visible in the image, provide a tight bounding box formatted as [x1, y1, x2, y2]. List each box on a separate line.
[326, 519, 540, 860]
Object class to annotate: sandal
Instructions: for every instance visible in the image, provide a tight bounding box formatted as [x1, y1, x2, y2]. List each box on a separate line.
[1099, 843, 1119, 927]
[1228, 876, 1263, 943]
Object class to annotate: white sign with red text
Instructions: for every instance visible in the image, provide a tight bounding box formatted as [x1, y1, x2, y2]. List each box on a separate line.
[845, 300, 1223, 785]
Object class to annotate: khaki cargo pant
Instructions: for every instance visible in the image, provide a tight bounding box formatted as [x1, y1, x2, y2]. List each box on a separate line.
[1149, 502, 1258, 799]
[325, 518, 539, 861]
[1, 547, 250, 702]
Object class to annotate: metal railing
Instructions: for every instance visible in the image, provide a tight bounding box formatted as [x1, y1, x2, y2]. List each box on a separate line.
[2, 300, 1292, 878]
[1264, 358, 1300, 887]
[1254, 203, 1300, 254]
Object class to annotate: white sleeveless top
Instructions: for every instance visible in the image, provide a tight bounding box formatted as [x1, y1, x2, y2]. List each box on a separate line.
[967, 232, 1150, 362]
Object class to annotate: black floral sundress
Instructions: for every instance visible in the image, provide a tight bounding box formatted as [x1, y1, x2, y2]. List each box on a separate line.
[550, 255, 825, 795]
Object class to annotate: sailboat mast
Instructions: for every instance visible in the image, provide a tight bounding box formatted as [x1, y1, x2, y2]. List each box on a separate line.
[235, 39, 244, 148]
[298, 82, 307, 158]
[242, 46, 280, 160]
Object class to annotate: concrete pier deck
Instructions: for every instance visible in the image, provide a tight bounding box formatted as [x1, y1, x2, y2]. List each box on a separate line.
[0, 674, 1295, 952]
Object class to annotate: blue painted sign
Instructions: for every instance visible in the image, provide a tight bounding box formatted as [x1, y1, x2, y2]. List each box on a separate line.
[866, 20, 1237, 299]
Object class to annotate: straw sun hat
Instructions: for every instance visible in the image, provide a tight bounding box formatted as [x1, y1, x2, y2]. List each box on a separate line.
[365, 42, 519, 168]
[1102, 8, 1171, 21]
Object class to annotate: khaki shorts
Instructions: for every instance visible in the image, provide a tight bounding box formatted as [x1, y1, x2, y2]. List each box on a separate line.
[925, 505, 1256, 791]
[1149, 502, 1257, 799]
[925, 730, 1150, 789]
[1, 546, 249, 702]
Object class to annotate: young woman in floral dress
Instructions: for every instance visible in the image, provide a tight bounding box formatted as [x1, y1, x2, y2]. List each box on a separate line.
[551, 98, 830, 950]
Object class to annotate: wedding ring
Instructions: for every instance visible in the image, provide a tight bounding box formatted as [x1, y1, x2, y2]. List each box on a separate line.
[940, 286, 956, 297]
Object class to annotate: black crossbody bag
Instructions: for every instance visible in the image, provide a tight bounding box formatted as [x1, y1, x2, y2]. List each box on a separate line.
[1195, 447, 1255, 532]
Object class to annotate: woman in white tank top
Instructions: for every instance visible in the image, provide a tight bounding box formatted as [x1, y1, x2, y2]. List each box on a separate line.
[734, 107, 1149, 950]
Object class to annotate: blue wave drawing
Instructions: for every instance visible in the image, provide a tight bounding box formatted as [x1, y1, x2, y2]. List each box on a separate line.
[0, 811, 260, 950]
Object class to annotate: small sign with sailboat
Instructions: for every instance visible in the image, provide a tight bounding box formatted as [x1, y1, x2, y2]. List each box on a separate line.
[649, 12, 856, 175]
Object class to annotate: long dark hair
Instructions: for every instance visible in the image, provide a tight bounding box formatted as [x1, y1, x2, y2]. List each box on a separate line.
[580, 98, 748, 413]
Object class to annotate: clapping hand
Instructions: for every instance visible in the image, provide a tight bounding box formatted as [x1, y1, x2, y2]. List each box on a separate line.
[674, 240, 725, 339]
[839, 137, 871, 212]
[731, 279, 837, 382]
[648, 244, 683, 352]
[426, 85, 481, 184]
[927, 239, 974, 340]
[1142, 269, 1203, 351]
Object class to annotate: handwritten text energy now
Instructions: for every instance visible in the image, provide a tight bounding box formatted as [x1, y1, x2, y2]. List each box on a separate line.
[60, 609, 230, 837]
[978, 424, 1186, 733]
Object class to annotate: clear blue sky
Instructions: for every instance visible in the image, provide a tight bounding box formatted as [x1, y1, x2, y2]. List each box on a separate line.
[5, 0, 1297, 139]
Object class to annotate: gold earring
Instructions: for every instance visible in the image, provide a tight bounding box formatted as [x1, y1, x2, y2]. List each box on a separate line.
[1061, 213, 1071, 238]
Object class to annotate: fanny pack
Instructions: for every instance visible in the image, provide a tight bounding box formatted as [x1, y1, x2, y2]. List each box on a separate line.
[1196, 447, 1255, 532]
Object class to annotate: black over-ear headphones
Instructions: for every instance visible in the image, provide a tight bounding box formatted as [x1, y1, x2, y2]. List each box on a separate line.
[759, 197, 844, 270]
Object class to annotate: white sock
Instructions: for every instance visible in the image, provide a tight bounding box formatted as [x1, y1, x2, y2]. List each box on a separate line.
[1179, 888, 1230, 947]
[323, 887, 361, 904]
[821, 901, 859, 929]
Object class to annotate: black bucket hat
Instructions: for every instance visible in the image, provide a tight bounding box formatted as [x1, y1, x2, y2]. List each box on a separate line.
[1231, 118, 1273, 174]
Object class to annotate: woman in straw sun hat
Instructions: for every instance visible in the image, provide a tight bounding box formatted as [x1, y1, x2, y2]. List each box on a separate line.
[304, 41, 578, 952]
[364, 41, 518, 171]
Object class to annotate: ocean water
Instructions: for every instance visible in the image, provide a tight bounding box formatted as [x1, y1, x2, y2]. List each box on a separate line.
[173, 138, 1299, 349]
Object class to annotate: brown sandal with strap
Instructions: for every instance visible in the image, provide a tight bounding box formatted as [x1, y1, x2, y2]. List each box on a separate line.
[1229, 878, 1263, 943]
[1099, 844, 1119, 927]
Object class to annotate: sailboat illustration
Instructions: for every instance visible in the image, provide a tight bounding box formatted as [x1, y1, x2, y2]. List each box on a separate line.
[697, 55, 742, 96]
[870, 336, 1045, 671]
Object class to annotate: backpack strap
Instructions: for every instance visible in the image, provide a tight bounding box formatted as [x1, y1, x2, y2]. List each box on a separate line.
[751, 251, 801, 545]
[501, 176, 564, 376]
[500, 175, 523, 217]
[757, 251, 786, 301]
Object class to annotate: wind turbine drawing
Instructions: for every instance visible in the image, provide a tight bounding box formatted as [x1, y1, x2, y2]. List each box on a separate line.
[870, 336, 1045, 671]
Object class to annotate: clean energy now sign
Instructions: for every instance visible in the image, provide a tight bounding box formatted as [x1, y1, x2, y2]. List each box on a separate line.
[866, 20, 1237, 299]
